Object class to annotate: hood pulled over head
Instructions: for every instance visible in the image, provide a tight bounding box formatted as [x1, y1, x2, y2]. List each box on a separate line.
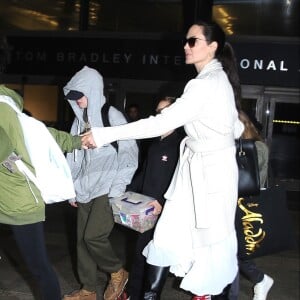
[63, 66, 106, 126]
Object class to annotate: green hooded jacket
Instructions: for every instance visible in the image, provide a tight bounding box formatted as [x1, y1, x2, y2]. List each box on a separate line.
[0, 85, 81, 225]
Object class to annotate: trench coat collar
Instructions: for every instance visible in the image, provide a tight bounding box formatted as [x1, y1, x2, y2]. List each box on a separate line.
[196, 59, 222, 79]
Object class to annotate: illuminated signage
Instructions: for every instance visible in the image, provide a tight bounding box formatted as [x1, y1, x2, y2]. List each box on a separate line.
[4, 34, 300, 87]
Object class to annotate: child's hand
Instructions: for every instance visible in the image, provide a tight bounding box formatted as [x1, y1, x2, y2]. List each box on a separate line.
[148, 200, 162, 215]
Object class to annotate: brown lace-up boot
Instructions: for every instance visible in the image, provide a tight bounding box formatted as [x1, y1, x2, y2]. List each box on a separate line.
[104, 268, 129, 300]
[63, 289, 96, 300]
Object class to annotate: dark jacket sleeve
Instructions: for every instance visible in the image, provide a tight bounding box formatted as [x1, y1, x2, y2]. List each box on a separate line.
[126, 161, 146, 193]
[47, 127, 81, 153]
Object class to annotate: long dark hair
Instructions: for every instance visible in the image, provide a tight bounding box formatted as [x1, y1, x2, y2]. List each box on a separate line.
[239, 110, 263, 141]
[194, 20, 242, 110]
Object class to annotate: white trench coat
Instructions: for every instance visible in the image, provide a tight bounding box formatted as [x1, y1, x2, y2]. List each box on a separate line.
[92, 59, 245, 295]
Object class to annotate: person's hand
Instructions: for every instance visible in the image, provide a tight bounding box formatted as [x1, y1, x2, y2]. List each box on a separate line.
[148, 200, 162, 216]
[69, 200, 78, 208]
[80, 131, 97, 149]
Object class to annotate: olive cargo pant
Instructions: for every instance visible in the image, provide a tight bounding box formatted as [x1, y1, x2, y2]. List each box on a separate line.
[76, 194, 123, 292]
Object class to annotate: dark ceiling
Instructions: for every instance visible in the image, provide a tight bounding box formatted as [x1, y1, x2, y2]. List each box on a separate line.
[0, 0, 299, 38]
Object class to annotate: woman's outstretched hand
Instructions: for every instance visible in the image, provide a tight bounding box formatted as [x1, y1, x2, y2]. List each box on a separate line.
[81, 131, 97, 149]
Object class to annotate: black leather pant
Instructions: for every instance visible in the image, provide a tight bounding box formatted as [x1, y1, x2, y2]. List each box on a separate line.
[143, 263, 170, 300]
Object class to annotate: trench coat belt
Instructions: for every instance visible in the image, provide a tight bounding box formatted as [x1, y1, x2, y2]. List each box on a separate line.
[185, 136, 235, 153]
[184, 137, 235, 229]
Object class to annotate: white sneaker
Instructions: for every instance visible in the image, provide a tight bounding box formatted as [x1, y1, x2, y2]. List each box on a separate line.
[253, 274, 274, 300]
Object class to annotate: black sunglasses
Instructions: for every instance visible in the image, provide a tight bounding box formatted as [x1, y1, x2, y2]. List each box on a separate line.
[183, 37, 207, 48]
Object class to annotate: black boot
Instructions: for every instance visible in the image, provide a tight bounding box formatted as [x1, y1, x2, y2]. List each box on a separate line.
[143, 264, 170, 300]
[211, 284, 231, 300]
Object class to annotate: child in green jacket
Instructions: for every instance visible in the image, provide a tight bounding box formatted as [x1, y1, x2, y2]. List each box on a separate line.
[0, 85, 82, 300]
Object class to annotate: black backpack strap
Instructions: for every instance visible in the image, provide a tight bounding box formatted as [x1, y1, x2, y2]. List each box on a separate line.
[101, 102, 118, 152]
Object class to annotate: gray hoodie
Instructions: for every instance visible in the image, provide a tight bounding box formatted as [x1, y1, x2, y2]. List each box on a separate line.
[64, 66, 138, 202]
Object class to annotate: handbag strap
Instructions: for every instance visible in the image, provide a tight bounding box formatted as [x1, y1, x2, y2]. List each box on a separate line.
[236, 138, 245, 156]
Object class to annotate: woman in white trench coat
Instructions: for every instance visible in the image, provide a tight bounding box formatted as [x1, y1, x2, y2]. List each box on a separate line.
[82, 20, 244, 300]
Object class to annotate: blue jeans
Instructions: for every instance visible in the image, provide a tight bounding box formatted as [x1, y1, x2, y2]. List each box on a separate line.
[11, 222, 61, 300]
[239, 259, 264, 284]
[229, 259, 264, 299]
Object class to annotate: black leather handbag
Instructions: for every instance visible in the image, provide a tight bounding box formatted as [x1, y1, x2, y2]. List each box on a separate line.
[236, 138, 260, 197]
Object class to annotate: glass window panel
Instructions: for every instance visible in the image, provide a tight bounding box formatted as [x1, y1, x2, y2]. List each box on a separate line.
[0, 0, 183, 33]
[213, 0, 299, 37]
[0, 0, 80, 31]
[1, 1, 299, 37]
[270, 102, 300, 180]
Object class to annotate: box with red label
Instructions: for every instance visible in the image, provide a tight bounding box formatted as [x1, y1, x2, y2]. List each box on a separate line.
[110, 191, 158, 233]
